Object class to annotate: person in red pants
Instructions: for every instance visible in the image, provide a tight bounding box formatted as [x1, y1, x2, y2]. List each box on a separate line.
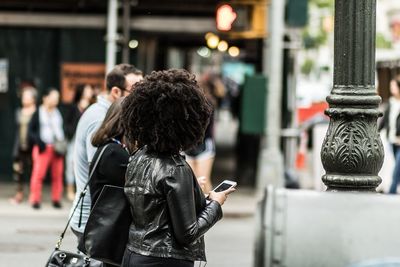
[28, 88, 65, 209]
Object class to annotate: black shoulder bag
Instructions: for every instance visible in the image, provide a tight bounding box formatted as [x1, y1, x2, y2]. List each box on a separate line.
[45, 145, 109, 267]
[81, 144, 132, 266]
[82, 184, 132, 266]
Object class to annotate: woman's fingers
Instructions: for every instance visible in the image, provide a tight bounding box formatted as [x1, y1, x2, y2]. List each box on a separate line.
[223, 187, 236, 195]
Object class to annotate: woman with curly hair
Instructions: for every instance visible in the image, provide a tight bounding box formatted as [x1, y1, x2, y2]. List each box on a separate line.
[121, 69, 235, 267]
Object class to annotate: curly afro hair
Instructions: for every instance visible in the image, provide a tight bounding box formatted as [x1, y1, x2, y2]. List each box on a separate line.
[121, 69, 213, 154]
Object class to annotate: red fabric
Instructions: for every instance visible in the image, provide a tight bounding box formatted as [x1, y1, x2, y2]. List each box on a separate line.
[29, 145, 64, 203]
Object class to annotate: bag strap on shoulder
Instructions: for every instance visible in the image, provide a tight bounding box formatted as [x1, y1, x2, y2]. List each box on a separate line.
[55, 144, 109, 250]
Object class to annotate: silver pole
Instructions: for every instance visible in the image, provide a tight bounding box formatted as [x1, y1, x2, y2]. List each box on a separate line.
[106, 0, 118, 73]
[256, 0, 286, 190]
[122, 0, 130, 64]
[283, 31, 301, 182]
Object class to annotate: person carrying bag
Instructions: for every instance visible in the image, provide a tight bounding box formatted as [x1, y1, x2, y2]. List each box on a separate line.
[80, 99, 133, 266]
[28, 88, 65, 209]
[45, 144, 109, 267]
[46, 136, 132, 267]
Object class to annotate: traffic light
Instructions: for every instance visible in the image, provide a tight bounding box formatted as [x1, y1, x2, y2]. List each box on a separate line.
[216, 0, 268, 39]
[216, 4, 238, 31]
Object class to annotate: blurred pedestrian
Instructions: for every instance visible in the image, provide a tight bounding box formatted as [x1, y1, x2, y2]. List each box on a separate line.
[9, 87, 37, 204]
[184, 124, 215, 193]
[121, 69, 235, 267]
[28, 88, 65, 209]
[379, 79, 400, 194]
[184, 73, 218, 193]
[92, 84, 104, 101]
[73, 99, 132, 267]
[63, 84, 94, 201]
[201, 70, 226, 108]
[69, 64, 142, 248]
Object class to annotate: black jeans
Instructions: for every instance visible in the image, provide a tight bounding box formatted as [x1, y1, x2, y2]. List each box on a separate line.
[122, 248, 194, 267]
[390, 144, 400, 194]
[392, 144, 400, 159]
[13, 149, 32, 192]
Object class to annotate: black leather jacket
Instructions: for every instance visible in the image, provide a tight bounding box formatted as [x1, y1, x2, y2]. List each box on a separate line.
[124, 146, 223, 262]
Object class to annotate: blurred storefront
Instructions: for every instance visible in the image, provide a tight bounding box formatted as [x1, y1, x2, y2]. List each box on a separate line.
[0, 0, 265, 180]
[376, 52, 400, 102]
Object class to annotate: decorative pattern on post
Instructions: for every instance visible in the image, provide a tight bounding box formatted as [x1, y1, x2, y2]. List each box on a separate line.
[320, 0, 384, 191]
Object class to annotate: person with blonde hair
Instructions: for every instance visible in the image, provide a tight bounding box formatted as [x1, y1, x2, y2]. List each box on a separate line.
[10, 86, 37, 204]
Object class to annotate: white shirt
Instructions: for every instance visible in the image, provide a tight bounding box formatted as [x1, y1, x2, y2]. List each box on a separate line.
[39, 106, 64, 144]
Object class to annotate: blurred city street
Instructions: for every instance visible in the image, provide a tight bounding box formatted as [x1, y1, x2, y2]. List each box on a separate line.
[1, 0, 400, 266]
[0, 184, 258, 267]
[0, 110, 259, 267]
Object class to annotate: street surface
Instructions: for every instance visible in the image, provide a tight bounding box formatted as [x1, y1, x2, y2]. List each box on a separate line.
[0, 184, 257, 267]
[0, 110, 258, 267]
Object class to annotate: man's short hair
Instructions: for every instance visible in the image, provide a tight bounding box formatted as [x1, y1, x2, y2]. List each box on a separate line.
[106, 64, 143, 91]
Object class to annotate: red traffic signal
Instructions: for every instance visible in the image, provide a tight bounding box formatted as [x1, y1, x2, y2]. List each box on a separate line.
[216, 4, 238, 31]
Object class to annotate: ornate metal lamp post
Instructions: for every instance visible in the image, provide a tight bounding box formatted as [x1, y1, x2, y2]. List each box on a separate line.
[321, 0, 384, 191]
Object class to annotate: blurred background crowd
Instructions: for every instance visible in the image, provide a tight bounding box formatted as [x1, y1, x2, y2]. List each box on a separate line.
[1, 0, 400, 205]
[2, 0, 400, 267]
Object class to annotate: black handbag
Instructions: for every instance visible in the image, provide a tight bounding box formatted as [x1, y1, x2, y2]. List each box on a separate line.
[46, 250, 92, 267]
[45, 145, 109, 267]
[82, 185, 132, 266]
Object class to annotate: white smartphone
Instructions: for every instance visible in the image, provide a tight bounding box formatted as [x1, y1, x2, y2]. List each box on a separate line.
[212, 180, 237, 192]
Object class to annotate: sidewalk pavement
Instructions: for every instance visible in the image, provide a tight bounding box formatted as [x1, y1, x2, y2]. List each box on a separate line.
[0, 182, 260, 267]
[0, 110, 260, 267]
[0, 182, 260, 217]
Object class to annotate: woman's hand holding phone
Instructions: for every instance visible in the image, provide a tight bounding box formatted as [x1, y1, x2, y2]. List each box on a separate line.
[208, 187, 236, 206]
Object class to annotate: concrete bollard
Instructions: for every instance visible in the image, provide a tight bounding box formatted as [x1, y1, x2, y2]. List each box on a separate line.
[254, 186, 400, 267]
